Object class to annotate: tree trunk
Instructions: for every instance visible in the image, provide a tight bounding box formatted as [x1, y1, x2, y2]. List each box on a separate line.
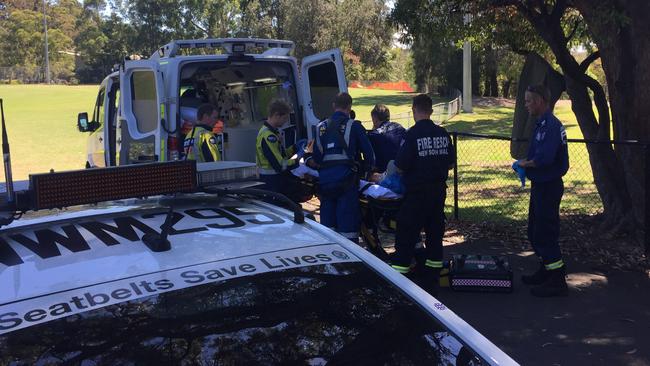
[572, 0, 650, 230]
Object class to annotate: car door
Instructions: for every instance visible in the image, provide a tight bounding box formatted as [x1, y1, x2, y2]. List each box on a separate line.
[119, 60, 166, 165]
[300, 49, 347, 140]
[88, 85, 106, 167]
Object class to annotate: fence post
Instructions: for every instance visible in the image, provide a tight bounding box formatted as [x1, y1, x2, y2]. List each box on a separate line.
[453, 132, 459, 220]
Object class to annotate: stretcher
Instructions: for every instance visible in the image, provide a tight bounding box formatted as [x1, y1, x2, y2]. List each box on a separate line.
[358, 183, 403, 261]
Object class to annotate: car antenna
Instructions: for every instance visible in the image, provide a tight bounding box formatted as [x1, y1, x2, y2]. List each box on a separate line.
[142, 202, 174, 252]
[1, 98, 15, 208]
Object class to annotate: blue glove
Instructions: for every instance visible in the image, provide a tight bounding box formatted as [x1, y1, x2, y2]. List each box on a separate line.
[295, 139, 308, 158]
[512, 161, 526, 187]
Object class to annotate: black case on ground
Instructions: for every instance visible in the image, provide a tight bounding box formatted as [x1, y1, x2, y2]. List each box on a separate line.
[449, 254, 513, 293]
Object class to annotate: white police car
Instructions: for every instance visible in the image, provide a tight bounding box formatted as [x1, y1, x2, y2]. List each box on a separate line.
[0, 161, 517, 365]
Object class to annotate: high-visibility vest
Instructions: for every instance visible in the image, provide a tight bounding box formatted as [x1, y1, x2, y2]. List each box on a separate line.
[315, 118, 354, 167]
[184, 125, 221, 162]
[256, 124, 296, 175]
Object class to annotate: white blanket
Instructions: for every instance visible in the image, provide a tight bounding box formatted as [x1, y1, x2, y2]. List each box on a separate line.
[358, 179, 402, 199]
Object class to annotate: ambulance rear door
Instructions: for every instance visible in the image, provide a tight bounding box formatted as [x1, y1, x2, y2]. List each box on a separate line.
[300, 49, 347, 140]
[118, 60, 166, 165]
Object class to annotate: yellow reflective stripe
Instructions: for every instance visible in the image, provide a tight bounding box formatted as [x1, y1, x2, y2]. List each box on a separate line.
[160, 139, 166, 162]
[425, 260, 443, 268]
[391, 265, 410, 274]
[160, 104, 165, 119]
[545, 260, 564, 270]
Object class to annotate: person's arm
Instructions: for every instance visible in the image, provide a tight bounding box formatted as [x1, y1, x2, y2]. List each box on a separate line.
[520, 123, 562, 168]
[354, 121, 375, 171]
[394, 131, 413, 173]
[261, 136, 295, 173]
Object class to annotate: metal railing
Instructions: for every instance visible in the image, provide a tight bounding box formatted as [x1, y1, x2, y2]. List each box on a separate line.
[363, 97, 462, 128]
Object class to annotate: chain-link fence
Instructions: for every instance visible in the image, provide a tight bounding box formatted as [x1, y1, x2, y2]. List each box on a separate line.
[446, 132, 648, 226]
[367, 97, 462, 129]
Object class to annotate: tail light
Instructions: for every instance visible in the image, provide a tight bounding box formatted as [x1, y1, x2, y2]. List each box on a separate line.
[168, 135, 180, 161]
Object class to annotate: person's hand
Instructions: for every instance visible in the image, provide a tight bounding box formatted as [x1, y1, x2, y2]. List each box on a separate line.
[305, 140, 314, 154]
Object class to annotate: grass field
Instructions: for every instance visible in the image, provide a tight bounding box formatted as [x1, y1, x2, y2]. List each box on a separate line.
[0, 84, 601, 222]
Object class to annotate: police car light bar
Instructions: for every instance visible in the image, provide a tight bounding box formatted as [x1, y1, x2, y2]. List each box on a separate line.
[29, 161, 197, 210]
[197, 161, 258, 188]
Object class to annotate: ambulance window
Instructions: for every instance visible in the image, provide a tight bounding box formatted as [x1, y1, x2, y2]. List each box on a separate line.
[93, 87, 105, 125]
[307, 62, 340, 121]
[130, 71, 157, 134]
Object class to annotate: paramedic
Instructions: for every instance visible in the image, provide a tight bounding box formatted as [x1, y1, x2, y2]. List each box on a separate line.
[310, 92, 375, 243]
[391, 94, 455, 295]
[255, 99, 305, 201]
[517, 84, 569, 297]
[367, 104, 406, 172]
[183, 104, 222, 162]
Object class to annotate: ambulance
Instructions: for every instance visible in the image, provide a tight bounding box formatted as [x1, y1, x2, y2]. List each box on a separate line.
[76, 38, 347, 167]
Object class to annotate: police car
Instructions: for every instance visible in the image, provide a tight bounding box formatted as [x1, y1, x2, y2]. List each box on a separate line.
[0, 158, 518, 365]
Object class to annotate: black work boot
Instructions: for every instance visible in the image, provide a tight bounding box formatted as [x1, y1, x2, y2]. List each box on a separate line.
[521, 262, 549, 286]
[530, 267, 568, 297]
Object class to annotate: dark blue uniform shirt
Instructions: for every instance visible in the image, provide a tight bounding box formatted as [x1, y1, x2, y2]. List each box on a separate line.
[313, 111, 375, 185]
[368, 121, 406, 172]
[526, 110, 569, 182]
[395, 119, 455, 189]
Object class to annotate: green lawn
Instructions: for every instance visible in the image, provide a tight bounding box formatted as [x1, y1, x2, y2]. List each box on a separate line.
[0, 84, 601, 222]
[0, 84, 97, 180]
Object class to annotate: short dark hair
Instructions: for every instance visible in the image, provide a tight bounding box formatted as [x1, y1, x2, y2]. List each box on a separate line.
[371, 104, 390, 122]
[412, 94, 433, 113]
[333, 92, 353, 109]
[526, 84, 551, 103]
[268, 99, 292, 117]
[197, 104, 217, 121]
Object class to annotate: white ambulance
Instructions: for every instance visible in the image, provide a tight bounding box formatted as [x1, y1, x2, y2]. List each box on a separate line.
[77, 38, 347, 168]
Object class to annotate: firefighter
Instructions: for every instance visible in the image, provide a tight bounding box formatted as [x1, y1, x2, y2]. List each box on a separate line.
[310, 92, 375, 243]
[390, 94, 455, 295]
[183, 104, 222, 162]
[517, 84, 570, 297]
[255, 99, 306, 201]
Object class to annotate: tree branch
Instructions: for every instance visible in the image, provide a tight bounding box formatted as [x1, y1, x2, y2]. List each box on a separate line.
[579, 51, 601, 72]
[566, 17, 581, 43]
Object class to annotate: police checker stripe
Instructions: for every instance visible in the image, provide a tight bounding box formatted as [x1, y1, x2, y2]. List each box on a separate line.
[0, 244, 359, 335]
[451, 279, 512, 288]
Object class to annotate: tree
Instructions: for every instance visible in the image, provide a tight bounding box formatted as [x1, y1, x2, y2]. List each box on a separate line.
[393, 0, 648, 236]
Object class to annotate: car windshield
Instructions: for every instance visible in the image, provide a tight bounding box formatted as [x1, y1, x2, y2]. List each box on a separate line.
[0, 255, 483, 365]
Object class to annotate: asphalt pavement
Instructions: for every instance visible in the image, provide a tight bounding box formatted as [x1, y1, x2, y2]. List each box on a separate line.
[436, 238, 650, 366]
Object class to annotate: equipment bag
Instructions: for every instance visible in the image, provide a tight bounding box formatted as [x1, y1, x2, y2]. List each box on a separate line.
[449, 254, 513, 293]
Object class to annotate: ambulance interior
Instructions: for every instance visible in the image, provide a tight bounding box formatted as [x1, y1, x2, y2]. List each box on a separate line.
[178, 61, 302, 163]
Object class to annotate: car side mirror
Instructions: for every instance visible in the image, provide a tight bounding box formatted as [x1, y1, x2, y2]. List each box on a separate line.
[77, 112, 98, 132]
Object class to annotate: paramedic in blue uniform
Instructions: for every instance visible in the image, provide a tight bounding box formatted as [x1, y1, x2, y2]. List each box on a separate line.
[367, 104, 405, 172]
[517, 84, 569, 297]
[310, 92, 375, 243]
[390, 94, 455, 295]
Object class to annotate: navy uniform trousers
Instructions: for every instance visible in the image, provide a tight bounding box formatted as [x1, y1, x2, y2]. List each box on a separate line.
[528, 178, 564, 264]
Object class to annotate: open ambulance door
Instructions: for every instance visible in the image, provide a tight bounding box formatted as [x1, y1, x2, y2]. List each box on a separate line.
[301, 49, 347, 140]
[118, 60, 166, 165]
